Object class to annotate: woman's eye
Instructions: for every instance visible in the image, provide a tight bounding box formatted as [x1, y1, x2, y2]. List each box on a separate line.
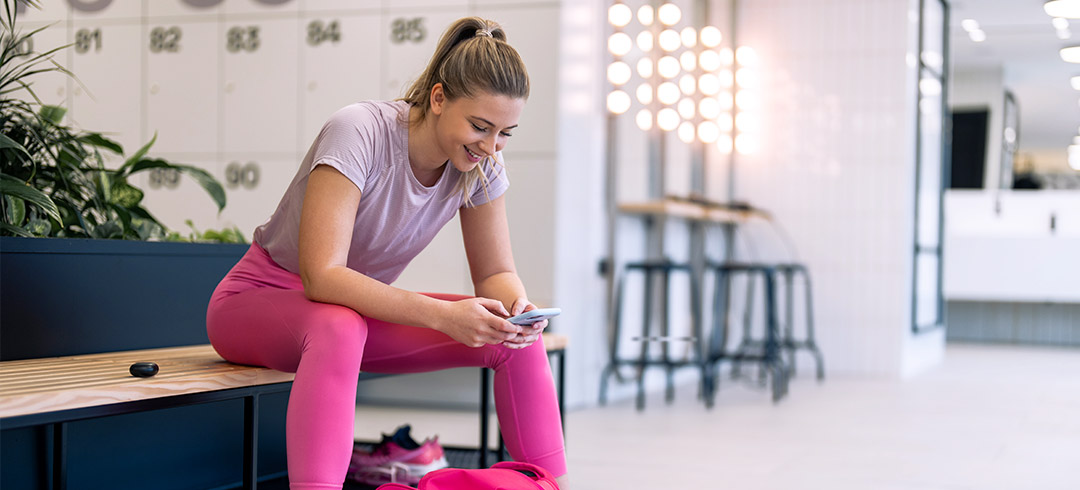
[471, 123, 487, 132]
[500, 131, 513, 137]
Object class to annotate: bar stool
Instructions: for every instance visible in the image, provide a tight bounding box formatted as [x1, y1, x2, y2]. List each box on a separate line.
[703, 262, 789, 405]
[774, 263, 825, 380]
[599, 258, 705, 411]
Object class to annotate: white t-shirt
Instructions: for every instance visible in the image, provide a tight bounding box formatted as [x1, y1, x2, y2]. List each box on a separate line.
[253, 100, 509, 284]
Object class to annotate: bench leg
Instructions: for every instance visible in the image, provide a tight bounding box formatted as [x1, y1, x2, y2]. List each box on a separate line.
[479, 368, 492, 468]
[244, 394, 260, 490]
[52, 422, 67, 490]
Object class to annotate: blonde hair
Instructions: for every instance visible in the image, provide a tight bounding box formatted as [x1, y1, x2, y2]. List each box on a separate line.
[400, 17, 530, 206]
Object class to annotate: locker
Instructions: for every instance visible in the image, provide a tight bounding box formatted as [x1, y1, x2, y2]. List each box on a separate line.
[147, 0, 224, 18]
[224, 0, 299, 16]
[145, 20, 220, 155]
[481, 5, 559, 155]
[134, 154, 224, 236]
[380, 9, 466, 100]
[216, 155, 299, 238]
[69, 22, 142, 161]
[221, 18, 300, 155]
[68, 0, 141, 19]
[301, 0, 379, 14]
[381, 0, 468, 9]
[14, 0, 69, 21]
[298, 13, 381, 150]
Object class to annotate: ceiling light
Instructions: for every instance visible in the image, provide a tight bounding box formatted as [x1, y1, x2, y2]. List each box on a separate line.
[678, 97, 695, 118]
[659, 29, 682, 51]
[678, 121, 696, 143]
[636, 109, 653, 131]
[637, 58, 653, 78]
[697, 121, 720, 143]
[1069, 145, 1080, 170]
[637, 31, 654, 51]
[657, 82, 681, 104]
[636, 83, 653, 104]
[608, 61, 632, 86]
[960, 19, 980, 31]
[1053, 17, 1071, 29]
[681, 27, 697, 48]
[658, 3, 682, 26]
[699, 50, 721, 71]
[657, 108, 680, 131]
[700, 26, 723, 48]
[607, 90, 631, 114]
[969, 29, 987, 42]
[658, 56, 681, 78]
[1062, 45, 1080, 62]
[1045, 0, 1080, 19]
[608, 3, 632, 27]
[608, 32, 632, 56]
[1073, 76, 1080, 90]
[638, 5, 654, 26]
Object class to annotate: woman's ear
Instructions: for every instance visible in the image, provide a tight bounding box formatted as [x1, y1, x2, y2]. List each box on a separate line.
[429, 83, 445, 116]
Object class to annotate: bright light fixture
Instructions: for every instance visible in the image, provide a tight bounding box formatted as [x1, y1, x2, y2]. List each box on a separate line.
[608, 3, 632, 27]
[697, 121, 720, 143]
[637, 58, 653, 78]
[607, 90, 631, 114]
[960, 19, 980, 31]
[657, 108, 680, 131]
[678, 121, 696, 143]
[1054, 17, 1071, 29]
[1045, 0, 1080, 19]
[717, 134, 733, 154]
[698, 73, 720, 95]
[1062, 45, 1080, 62]
[681, 51, 697, 71]
[1069, 144, 1080, 170]
[700, 26, 722, 48]
[636, 109, 653, 130]
[659, 29, 682, 52]
[658, 56, 681, 78]
[735, 46, 758, 66]
[658, 3, 682, 26]
[636, 83, 653, 104]
[699, 97, 720, 119]
[1071, 75, 1080, 90]
[969, 29, 987, 42]
[681, 27, 697, 48]
[637, 31, 654, 51]
[678, 98, 695, 118]
[637, 5, 654, 26]
[608, 61, 632, 86]
[679, 74, 696, 95]
[699, 50, 721, 71]
[608, 32, 632, 56]
[657, 82, 681, 105]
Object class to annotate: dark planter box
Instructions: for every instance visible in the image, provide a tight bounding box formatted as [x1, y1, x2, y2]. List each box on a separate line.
[1, 237, 291, 489]
[1, 236, 248, 360]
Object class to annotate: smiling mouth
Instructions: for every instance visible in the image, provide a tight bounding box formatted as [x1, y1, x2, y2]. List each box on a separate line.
[464, 146, 483, 162]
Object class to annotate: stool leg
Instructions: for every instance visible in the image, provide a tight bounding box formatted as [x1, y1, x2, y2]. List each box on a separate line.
[731, 273, 756, 379]
[763, 269, 787, 403]
[800, 269, 825, 381]
[636, 269, 655, 411]
[783, 269, 798, 377]
[661, 268, 676, 404]
[600, 272, 629, 405]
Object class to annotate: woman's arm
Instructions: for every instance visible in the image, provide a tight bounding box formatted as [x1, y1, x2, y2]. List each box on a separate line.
[460, 194, 549, 347]
[298, 165, 521, 347]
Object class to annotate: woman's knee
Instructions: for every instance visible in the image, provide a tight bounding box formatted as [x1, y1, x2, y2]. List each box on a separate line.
[486, 338, 548, 371]
[303, 306, 368, 362]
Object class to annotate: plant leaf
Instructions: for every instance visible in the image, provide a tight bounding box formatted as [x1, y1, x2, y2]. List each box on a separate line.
[118, 133, 157, 175]
[0, 220, 33, 237]
[78, 133, 123, 155]
[0, 132, 32, 161]
[127, 159, 226, 212]
[0, 174, 61, 223]
[38, 105, 66, 124]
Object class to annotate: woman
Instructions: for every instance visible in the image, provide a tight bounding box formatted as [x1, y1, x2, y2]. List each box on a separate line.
[206, 17, 568, 490]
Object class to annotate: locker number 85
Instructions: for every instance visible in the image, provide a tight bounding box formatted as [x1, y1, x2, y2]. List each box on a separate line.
[390, 18, 425, 44]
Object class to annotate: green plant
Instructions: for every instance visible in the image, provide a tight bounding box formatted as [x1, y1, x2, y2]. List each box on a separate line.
[165, 220, 248, 244]
[0, 0, 226, 240]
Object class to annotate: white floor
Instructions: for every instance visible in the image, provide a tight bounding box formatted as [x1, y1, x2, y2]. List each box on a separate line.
[355, 343, 1080, 489]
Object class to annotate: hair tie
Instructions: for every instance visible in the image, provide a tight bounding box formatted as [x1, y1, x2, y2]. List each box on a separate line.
[475, 28, 493, 38]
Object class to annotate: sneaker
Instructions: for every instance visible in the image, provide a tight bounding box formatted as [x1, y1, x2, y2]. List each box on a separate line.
[348, 425, 449, 486]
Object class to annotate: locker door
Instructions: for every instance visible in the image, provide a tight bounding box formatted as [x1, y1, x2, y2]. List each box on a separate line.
[221, 18, 300, 155]
[147, 0, 223, 18]
[134, 154, 223, 236]
[69, 21, 142, 160]
[145, 20, 219, 155]
[68, 0, 140, 19]
[380, 9, 466, 100]
[478, 5, 559, 155]
[224, 0, 299, 16]
[13, 0, 68, 22]
[299, 13, 381, 148]
[216, 155, 299, 238]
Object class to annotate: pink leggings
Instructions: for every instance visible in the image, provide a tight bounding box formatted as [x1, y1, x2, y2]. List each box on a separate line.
[206, 243, 566, 489]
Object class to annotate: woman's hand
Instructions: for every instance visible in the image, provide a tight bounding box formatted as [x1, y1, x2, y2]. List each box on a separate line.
[440, 297, 522, 348]
[502, 299, 549, 349]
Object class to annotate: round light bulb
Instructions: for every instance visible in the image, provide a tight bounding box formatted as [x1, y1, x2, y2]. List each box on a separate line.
[700, 26, 722, 48]
[657, 108, 680, 131]
[658, 56, 681, 78]
[718, 92, 733, 110]
[719, 47, 734, 66]
[735, 68, 756, 88]
[636, 83, 653, 104]
[699, 97, 720, 119]
[680, 27, 697, 48]
[658, 3, 682, 26]
[678, 98, 695, 119]
[735, 46, 758, 66]
[735, 90, 758, 110]
[719, 69, 734, 88]
[697, 121, 720, 143]
[637, 58, 654, 78]
[698, 73, 720, 95]
[678, 121, 696, 143]
[679, 74, 696, 95]
[607, 90, 631, 114]
[608, 61, 632, 86]
[608, 3, 633, 27]
[608, 32, 633, 57]
[659, 29, 682, 52]
[699, 50, 721, 71]
[637, 31, 654, 51]
[718, 113, 733, 131]
[680, 51, 697, 71]
[638, 5, 654, 26]
[636, 109, 653, 130]
[657, 82, 681, 105]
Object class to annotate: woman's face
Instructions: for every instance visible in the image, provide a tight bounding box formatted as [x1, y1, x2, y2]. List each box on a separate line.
[431, 86, 525, 173]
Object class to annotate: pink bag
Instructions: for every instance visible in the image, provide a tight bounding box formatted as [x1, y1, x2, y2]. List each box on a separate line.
[376, 461, 559, 490]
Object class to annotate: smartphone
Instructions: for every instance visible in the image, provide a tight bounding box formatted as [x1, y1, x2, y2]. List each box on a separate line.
[506, 307, 561, 325]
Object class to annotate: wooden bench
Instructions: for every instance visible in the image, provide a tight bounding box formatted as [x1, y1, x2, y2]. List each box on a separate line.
[0, 333, 568, 489]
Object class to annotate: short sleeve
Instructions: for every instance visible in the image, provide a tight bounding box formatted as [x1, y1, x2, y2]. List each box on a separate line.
[307, 104, 380, 193]
[464, 151, 510, 207]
